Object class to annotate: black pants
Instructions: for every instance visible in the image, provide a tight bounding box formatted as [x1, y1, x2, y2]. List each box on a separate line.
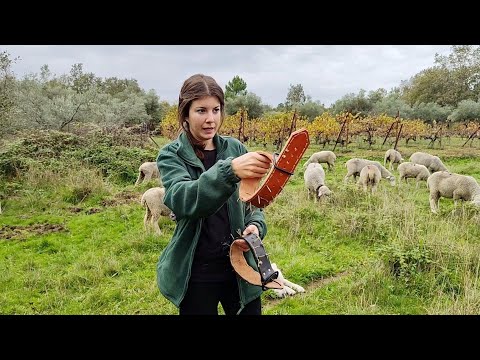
[179, 277, 262, 315]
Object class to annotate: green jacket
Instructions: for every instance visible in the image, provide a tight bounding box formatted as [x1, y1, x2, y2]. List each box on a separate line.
[156, 132, 267, 312]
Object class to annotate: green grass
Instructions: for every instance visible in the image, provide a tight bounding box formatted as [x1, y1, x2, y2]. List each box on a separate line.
[1, 135, 480, 314]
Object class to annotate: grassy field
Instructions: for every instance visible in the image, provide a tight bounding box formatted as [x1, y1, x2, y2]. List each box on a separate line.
[1, 134, 480, 314]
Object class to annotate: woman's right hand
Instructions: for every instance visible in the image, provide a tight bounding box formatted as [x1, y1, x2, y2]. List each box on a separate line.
[232, 152, 272, 179]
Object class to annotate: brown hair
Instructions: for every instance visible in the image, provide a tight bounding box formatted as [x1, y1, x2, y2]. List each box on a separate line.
[178, 74, 225, 159]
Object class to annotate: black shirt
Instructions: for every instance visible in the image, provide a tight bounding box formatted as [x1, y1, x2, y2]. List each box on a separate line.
[190, 149, 235, 282]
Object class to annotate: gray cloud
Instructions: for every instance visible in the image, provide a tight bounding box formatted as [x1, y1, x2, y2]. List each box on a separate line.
[1, 45, 452, 107]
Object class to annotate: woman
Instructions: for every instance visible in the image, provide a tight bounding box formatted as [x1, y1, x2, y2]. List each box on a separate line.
[156, 74, 272, 315]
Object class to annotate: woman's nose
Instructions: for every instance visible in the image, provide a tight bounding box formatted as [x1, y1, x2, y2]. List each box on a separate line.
[206, 111, 216, 121]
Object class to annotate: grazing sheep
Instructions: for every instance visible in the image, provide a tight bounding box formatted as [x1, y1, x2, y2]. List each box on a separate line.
[409, 152, 448, 173]
[304, 151, 337, 171]
[384, 149, 404, 171]
[397, 162, 431, 188]
[271, 263, 306, 298]
[135, 162, 161, 186]
[304, 163, 332, 201]
[358, 164, 382, 193]
[344, 158, 396, 186]
[426, 171, 480, 213]
[140, 187, 175, 235]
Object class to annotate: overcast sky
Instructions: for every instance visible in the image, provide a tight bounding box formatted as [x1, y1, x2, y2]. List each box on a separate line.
[1, 45, 453, 107]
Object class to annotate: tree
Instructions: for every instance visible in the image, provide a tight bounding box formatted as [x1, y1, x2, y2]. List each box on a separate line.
[285, 84, 306, 110]
[401, 67, 450, 106]
[435, 45, 480, 105]
[0, 51, 19, 136]
[401, 45, 480, 107]
[67, 63, 99, 94]
[225, 92, 264, 119]
[367, 88, 387, 105]
[15, 75, 99, 131]
[448, 99, 480, 122]
[372, 92, 414, 119]
[100, 77, 144, 97]
[90, 92, 150, 127]
[225, 75, 247, 100]
[410, 102, 452, 123]
[331, 89, 373, 116]
[144, 90, 164, 130]
[298, 100, 326, 122]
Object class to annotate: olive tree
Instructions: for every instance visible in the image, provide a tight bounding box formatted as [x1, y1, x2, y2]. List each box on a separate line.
[0, 51, 18, 136]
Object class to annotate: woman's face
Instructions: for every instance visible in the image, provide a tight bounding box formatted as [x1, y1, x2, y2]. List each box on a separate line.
[186, 96, 221, 148]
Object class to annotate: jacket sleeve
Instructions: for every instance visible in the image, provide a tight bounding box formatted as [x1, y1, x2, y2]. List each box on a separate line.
[157, 146, 241, 220]
[244, 206, 267, 240]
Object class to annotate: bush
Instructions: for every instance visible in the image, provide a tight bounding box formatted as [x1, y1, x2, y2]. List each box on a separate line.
[0, 129, 158, 185]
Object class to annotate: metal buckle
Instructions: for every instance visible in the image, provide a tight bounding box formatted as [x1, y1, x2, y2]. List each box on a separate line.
[243, 233, 279, 289]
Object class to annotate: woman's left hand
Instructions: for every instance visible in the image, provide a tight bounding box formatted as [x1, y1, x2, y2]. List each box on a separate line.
[236, 224, 259, 252]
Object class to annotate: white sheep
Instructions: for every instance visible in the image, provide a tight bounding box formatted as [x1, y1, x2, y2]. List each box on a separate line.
[426, 171, 480, 213]
[397, 162, 431, 188]
[304, 163, 332, 202]
[384, 149, 404, 171]
[344, 158, 396, 186]
[304, 151, 337, 171]
[409, 152, 448, 173]
[271, 263, 306, 298]
[135, 161, 161, 186]
[140, 187, 175, 235]
[357, 164, 382, 193]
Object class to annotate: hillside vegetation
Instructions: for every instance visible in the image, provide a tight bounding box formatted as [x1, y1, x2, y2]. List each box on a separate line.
[1, 130, 480, 314]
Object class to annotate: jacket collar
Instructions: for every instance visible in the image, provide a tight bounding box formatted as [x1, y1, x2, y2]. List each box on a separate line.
[176, 132, 228, 166]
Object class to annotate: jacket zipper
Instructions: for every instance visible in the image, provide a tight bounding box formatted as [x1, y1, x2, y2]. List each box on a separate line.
[177, 152, 204, 305]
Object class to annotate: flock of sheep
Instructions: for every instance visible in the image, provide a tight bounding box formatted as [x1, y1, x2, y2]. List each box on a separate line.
[136, 147, 480, 238]
[303, 149, 480, 214]
[136, 150, 401, 236]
